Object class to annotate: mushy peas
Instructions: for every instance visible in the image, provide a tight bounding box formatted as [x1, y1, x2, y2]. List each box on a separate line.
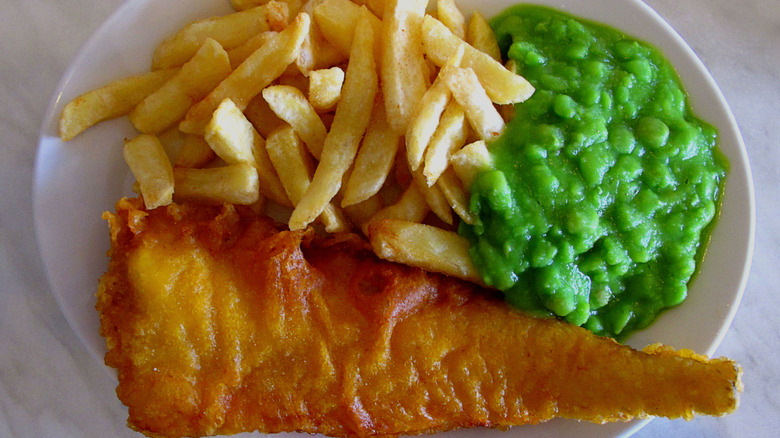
[460, 5, 727, 340]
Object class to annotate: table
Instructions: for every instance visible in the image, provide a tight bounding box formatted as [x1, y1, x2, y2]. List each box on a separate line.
[1, 0, 777, 436]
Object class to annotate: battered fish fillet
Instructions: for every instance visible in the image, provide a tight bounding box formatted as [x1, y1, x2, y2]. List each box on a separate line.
[97, 197, 741, 438]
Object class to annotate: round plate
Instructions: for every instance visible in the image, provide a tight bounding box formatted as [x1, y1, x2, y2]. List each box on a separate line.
[34, 0, 754, 437]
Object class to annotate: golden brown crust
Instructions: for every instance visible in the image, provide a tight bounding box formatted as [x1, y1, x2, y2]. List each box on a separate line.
[97, 198, 741, 438]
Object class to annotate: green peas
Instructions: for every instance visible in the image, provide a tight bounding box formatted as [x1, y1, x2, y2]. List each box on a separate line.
[636, 116, 670, 149]
[532, 124, 565, 152]
[553, 94, 578, 118]
[624, 58, 654, 83]
[609, 125, 636, 154]
[464, 4, 726, 340]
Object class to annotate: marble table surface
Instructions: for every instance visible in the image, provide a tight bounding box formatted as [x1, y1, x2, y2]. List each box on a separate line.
[1, 0, 778, 436]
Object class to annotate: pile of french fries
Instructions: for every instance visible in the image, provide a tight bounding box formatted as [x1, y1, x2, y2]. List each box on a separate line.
[59, 0, 534, 284]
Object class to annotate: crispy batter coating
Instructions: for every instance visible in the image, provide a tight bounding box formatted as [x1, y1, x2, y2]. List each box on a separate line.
[97, 198, 741, 438]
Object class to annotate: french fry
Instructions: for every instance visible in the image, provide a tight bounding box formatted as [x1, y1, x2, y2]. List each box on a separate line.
[439, 65, 505, 140]
[152, 4, 279, 69]
[411, 166, 453, 225]
[155, 125, 186, 161]
[288, 8, 377, 230]
[367, 218, 483, 284]
[264, 124, 315, 201]
[423, 100, 469, 186]
[498, 59, 520, 122]
[405, 44, 465, 171]
[436, 166, 476, 224]
[449, 139, 493, 190]
[313, 0, 383, 61]
[174, 134, 216, 168]
[342, 97, 401, 207]
[227, 31, 279, 69]
[179, 12, 310, 135]
[381, 0, 430, 134]
[308, 67, 344, 112]
[123, 134, 175, 210]
[59, 68, 177, 141]
[437, 0, 466, 40]
[357, 0, 384, 18]
[130, 39, 232, 134]
[173, 163, 259, 205]
[421, 15, 535, 105]
[343, 193, 384, 232]
[363, 183, 429, 234]
[265, 125, 348, 232]
[204, 98, 258, 165]
[251, 133, 292, 208]
[467, 11, 501, 62]
[244, 93, 286, 138]
[262, 85, 327, 159]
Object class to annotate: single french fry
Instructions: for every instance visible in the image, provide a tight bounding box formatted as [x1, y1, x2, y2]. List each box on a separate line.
[156, 125, 186, 161]
[123, 134, 175, 210]
[367, 218, 483, 284]
[421, 15, 534, 105]
[381, 0, 430, 134]
[289, 8, 377, 230]
[449, 139, 493, 190]
[342, 97, 401, 207]
[312, 0, 359, 56]
[228, 31, 279, 69]
[265, 125, 348, 232]
[439, 65, 505, 140]
[467, 11, 501, 62]
[244, 93, 286, 138]
[204, 98, 258, 165]
[405, 44, 465, 171]
[173, 163, 259, 205]
[436, 166, 476, 224]
[423, 100, 469, 186]
[152, 4, 278, 69]
[174, 134, 216, 168]
[308, 67, 344, 111]
[411, 165, 453, 225]
[179, 12, 310, 135]
[265, 124, 315, 202]
[363, 183, 428, 234]
[253, 132, 293, 207]
[130, 39, 232, 134]
[437, 0, 466, 40]
[262, 85, 327, 159]
[59, 68, 177, 141]
[313, 0, 383, 61]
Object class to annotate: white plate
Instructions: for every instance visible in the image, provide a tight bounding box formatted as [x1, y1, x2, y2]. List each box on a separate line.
[34, 0, 754, 437]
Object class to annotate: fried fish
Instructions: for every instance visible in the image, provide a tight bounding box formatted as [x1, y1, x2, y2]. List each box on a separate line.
[97, 197, 741, 438]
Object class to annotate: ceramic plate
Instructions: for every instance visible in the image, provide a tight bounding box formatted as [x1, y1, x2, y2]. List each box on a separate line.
[34, 0, 754, 436]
